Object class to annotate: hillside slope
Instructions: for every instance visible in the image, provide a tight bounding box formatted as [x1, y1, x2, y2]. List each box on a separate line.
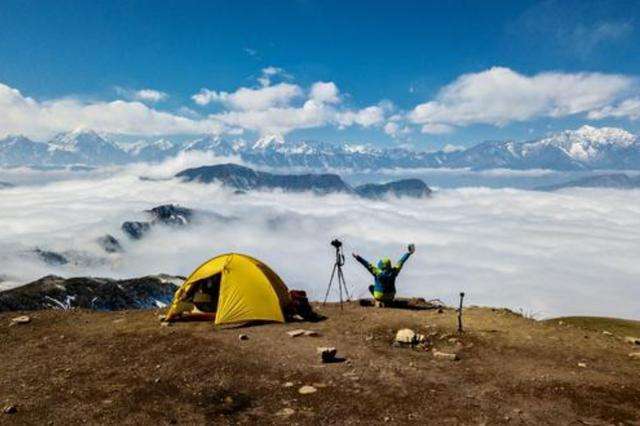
[1, 305, 639, 424]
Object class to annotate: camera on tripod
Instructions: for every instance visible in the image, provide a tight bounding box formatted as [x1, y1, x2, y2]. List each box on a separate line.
[324, 238, 350, 307]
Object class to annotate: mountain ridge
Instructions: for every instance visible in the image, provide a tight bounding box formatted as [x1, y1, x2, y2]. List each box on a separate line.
[1, 126, 639, 171]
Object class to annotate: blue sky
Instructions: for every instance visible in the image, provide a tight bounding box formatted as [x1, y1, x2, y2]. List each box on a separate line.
[0, 0, 639, 149]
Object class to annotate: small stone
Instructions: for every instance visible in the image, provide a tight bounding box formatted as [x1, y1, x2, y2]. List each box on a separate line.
[395, 328, 416, 344]
[303, 330, 319, 337]
[160, 322, 172, 327]
[312, 382, 327, 388]
[629, 352, 640, 359]
[433, 350, 459, 361]
[223, 396, 234, 405]
[298, 385, 317, 395]
[577, 362, 587, 368]
[602, 330, 613, 336]
[624, 336, 640, 345]
[10, 315, 31, 325]
[3, 405, 17, 414]
[238, 334, 249, 341]
[317, 346, 338, 363]
[286, 329, 305, 337]
[283, 382, 294, 387]
[276, 407, 295, 417]
[154, 378, 161, 384]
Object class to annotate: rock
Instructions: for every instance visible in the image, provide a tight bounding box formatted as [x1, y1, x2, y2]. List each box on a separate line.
[303, 330, 319, 337]
[395, 328, 425, 345]
[282, 382, 294, 388]
[31, 248, 68, 266]
[433, 350, 459, 361]
[160, 322, 172, 327]
[629, 352, 640, 359]
[0, 274, 182, 313]
[602, 330, 613, 336]
[3, 405, 17, 414]
[97, 234, 124, 253]
[276, 407, 295, 417]
[121, 221, 151, 240]
[146, 204, 193, 226]
[298, 385, 317, 395]
[624, 336, 640, 345]
[238, 334, 249, 341]
[577, 362, 587, 368]
[317, 347, 338, 363]
[11, 315, 31, 325]
[286, 329, 305, 337]
[395, 328, 416, 344]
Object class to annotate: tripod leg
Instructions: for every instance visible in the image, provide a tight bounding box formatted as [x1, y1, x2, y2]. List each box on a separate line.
[337, 267, 351, 300]
[323, 263, 338, 304]
[338, 267, 343, 310]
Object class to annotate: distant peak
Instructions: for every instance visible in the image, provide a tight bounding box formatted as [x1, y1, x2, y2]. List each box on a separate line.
[252, 134, 285, 150]
[547, 125, 636, 146]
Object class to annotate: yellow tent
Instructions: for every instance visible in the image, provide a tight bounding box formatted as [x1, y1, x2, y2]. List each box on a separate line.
[165, 253, 291, 325]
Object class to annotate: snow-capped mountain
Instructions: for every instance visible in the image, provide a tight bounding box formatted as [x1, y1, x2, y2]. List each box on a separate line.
[0, 129, 129, 166]
[0, 135, 49, 166]
[441, 126, 640, 171]
[47, 129, 129, 165]
[126, 139, 180, 162]
[1, 126, 639, 171]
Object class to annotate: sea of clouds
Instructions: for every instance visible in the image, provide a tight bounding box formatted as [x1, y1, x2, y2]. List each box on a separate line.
[1, 155, 640, 320]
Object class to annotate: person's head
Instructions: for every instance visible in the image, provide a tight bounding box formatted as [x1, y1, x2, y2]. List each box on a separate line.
[377, 258, 392, 272]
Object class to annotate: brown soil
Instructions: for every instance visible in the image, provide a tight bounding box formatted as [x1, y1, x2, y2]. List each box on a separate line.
[1, 304, 640, 425]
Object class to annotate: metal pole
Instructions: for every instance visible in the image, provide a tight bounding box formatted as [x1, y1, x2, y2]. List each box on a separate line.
[457, 292, 465, 334]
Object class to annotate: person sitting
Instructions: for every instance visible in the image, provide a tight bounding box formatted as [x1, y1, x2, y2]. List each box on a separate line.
[352, 244, 415, 306]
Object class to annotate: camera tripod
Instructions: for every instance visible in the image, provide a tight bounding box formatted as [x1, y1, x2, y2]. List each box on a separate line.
[323, 239, 351, 309]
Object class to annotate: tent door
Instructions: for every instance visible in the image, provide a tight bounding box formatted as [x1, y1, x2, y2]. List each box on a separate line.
[192, 272, 222, 313]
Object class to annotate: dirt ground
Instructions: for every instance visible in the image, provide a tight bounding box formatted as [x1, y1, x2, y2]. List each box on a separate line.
[1, 304, 640, 425]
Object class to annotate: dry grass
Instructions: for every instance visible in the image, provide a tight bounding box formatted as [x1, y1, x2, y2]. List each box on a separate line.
[1, 304, 639, 425]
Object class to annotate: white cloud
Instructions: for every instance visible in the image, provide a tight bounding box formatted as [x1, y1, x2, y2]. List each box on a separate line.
[421, 123, 454, 134]
[0, 83, 227, 139]
[310, 82, 341, 104]
[336, 106, 385, 128]
[243, 47, 258, 57]
[409, 67, 635, 129]
[132, 89, 168, 103]
[384, 121, 412, 138]
[258, 66, 289, 87]
[384, 122, 399, 136]
[1, 167, 640, 319]
[588, 97, 640, 120]
[115, 87, 168, 103]
[192, 83, 303, 110]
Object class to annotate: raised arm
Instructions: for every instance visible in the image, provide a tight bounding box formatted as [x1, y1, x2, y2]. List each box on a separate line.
[352, 253, 378, 276]
[395, 244, 415, 272]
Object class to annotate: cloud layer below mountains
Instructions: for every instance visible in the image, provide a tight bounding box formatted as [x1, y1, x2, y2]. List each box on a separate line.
[0, 65, 639, 140]
[1, 161, 639, 320]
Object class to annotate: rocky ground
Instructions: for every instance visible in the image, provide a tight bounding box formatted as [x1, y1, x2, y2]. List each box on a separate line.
[1, 303, 640, 425]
